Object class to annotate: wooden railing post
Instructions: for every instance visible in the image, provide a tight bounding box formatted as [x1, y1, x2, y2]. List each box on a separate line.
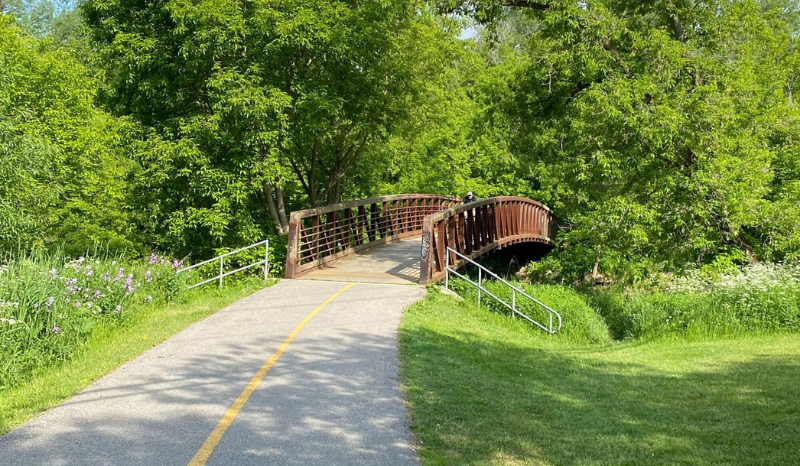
[419, 216, 434, 284]
[284, 213, 301, 279]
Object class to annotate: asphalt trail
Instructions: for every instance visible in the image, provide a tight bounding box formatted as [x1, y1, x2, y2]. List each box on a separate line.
[0, 280, 425, 466]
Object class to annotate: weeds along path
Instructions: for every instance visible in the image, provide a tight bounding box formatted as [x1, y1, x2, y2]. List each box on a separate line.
[0, 280, 425, 466]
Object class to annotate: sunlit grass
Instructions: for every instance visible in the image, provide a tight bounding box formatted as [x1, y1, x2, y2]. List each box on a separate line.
[400, 292, 800, 465]
[0, 278, 269, 434]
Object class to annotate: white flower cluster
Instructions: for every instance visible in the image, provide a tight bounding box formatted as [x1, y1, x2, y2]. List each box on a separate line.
[665, 263, 800, 294]
[0, 299, 20, 309]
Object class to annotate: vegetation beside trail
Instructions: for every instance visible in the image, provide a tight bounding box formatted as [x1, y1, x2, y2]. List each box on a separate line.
[0, 277, 267, 435]
[400, 293, 800, 465]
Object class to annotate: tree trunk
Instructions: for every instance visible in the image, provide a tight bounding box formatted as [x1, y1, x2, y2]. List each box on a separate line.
[591, 247, 602, 284]
[264, 184, 288, 236]
[275, 185, 289, 235]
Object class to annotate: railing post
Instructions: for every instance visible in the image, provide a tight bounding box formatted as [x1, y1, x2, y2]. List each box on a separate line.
[264, 240, 269, 280]
[219, 256, 224, 288]
[419, 216, 434, 284]
[478, 268, 482, 309]
[284, 213, 301, 279]
[445, 247, 450, 290]
[549, 312, 553, 334]
[512, 289, 516, 319]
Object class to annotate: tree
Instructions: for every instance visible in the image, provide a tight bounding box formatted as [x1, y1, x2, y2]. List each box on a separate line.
[440, 0, 800, 280]
[0, 15, 135, 254]
[82, 0, 457, 256]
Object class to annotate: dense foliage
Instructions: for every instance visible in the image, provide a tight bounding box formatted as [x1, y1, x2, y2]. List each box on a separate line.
[0, 15, 135, 255]
[3, 0, 800, 280]
[438, 0, 800, 280]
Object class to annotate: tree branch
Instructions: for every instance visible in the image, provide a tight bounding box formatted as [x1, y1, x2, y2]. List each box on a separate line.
[500, 1, 551, 10]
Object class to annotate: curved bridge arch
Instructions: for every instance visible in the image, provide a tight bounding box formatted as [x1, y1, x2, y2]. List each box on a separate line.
[419, 196, 556, 284]
[284, 194, 556, 284]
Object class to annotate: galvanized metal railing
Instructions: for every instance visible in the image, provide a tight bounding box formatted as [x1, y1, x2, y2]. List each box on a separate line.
[177, 240, 269, 289]
[445, 247, 562, 334]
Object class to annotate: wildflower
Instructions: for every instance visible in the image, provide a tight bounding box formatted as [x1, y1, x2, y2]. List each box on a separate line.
[126, 285, 135, 295]
[114, 305, 122, 314]
[49, 268, 59, 280]
[86, 269, 94, 278]
[46, 296, 55, 308]
[112, 260, 117, 266]
[77, 257, 85, 266]
[144, 295, 153, 303]
[75, 301, 82, 308]
[145, 269, 152, 283]
[87, 302, 93, 308]
[172, 260, 182, 270]
[102, 273, 110, 282]
[94, 290, 102, 298]
[52, 326, 60, 334]
[149, 253, 158, 265]
[34, 303, 39, 309]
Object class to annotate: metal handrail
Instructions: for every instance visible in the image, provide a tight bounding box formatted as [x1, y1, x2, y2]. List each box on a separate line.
[445, 247, 562, 334]
[177, 240, 269, 289]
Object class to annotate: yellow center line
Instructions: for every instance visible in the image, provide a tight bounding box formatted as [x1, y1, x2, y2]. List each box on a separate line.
[187, 282, 356, 466]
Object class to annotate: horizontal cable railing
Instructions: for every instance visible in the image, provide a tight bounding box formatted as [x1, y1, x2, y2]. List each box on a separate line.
[177, 240, 269, 289]
[285, 194, 459, 278]
[445, 248, 562, 334]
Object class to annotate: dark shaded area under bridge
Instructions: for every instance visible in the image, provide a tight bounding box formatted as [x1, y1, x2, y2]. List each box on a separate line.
[285, 194, 557, 285]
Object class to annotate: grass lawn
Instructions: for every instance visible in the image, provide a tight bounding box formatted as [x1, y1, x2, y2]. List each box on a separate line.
[0, 278, 270, 435]
[400, 292, 800, 466]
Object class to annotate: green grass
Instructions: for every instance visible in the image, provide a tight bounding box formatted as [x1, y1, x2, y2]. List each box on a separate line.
[0, 278, 269, 434]
[400, 292, 800, 465]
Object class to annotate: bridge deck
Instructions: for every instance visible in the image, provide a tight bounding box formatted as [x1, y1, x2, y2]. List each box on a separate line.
[299, 238, 421, 285]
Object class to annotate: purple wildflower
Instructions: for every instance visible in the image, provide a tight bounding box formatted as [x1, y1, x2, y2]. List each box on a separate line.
[149, 253, 157, 265]
[46, 296, 55, 308]
[52, 326, 60, 334]
[172, 260, 182, 270]
[126, 285, 135, 295]
[94, 289, 102, 298]
[114, 305, 122, 314]
[144, 269, 152, 283]
[126, 273, 133, 287]
[75, 301, 82, 308]
[77, 257, 85, 265]
[49, 268, 59, 280]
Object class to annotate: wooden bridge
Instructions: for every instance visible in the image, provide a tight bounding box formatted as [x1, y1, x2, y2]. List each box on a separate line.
[284, 194, 557, 285]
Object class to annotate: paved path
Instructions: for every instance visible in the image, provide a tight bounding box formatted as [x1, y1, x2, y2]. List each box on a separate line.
[0, 280, 425, 465]
[301, 238, 421, 285]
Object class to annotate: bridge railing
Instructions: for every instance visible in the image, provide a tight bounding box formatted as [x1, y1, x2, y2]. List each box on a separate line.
[419, 196, 557, 284]
[285, 194, 460, 278]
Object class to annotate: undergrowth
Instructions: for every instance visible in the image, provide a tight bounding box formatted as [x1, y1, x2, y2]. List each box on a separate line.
[447, 262, 800, 343]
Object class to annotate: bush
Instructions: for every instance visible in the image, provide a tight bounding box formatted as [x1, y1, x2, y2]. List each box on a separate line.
[0, 251, 187, 388]
[448, 278, 611, 344]
[591, 263, 800, 340]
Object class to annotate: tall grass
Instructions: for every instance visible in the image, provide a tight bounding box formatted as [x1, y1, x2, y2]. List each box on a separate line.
[0, 251, 186, 388]
[448, 277, 611, 343]
[592, 263, 800, 341]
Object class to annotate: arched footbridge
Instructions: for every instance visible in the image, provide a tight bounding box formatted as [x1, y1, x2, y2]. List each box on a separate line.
[285, 194, 557, 284]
